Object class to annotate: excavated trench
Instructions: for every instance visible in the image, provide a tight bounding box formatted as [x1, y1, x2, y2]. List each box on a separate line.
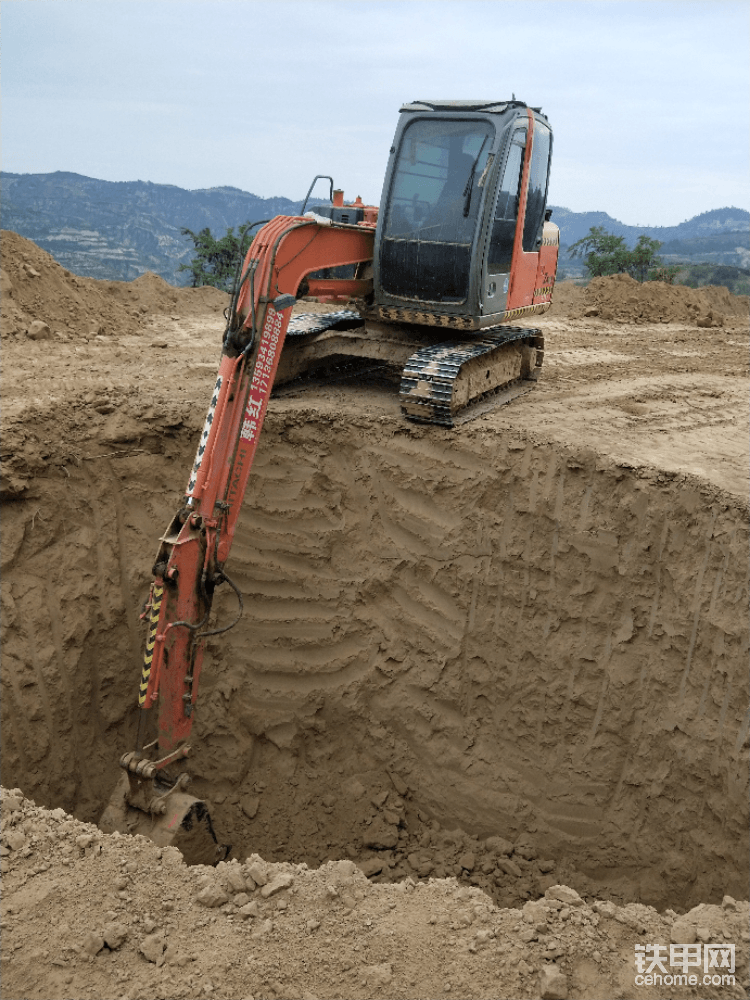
[2, 400, 748, 915]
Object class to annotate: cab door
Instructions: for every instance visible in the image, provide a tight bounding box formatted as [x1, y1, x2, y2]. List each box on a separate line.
[482, 115, 553, 317]
[506, 117, 553, 311]
[481, 122, 528, 318]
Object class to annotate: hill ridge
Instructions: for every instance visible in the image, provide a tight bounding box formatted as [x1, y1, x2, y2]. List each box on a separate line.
[2, 170, 748, 283]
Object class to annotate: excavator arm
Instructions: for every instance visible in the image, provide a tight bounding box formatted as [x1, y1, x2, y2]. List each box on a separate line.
[100, 216, 374, 862]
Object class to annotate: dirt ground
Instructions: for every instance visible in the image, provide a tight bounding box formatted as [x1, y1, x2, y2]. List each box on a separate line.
[1, 231, 749, 1000]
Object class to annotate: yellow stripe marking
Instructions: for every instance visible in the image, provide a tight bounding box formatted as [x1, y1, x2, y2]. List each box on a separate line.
[138, 584, 164, 707]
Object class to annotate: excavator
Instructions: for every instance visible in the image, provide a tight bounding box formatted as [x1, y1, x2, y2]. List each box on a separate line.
[99, 99, 559, 862]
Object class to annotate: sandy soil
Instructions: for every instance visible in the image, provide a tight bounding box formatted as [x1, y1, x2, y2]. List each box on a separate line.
[1, 231, 749, 1000]
[3, 788, 748, 1000]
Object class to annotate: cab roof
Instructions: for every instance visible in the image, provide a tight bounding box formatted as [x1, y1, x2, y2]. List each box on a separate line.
[400, 99, 543, 114]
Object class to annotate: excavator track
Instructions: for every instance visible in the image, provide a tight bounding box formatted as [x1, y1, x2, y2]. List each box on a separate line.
[399, 326, 544, 426]
[280, 314, 544, 426]
[287, 310, 362, 337]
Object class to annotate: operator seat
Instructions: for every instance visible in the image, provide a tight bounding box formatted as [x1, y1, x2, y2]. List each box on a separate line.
[419, 151, 475, 242]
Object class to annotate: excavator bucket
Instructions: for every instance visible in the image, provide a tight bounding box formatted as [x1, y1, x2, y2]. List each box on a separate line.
[99, 773, 229, 866]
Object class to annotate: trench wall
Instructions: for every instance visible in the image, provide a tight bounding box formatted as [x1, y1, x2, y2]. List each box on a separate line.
[1, 409, 747, 907]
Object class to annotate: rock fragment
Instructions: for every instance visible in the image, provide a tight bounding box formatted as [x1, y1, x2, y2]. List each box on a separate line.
[219, 862, 247, 894]
[241, 795, 260, 819]
[2, 791, 23, 814]
[81, 932, 104, 957]
[545, 885, 584, 907]
[670, 919, 697, 944]
[388, 771, 408, 796]
[346, 778, 366, 799]
[358, 858, 384, 878]
[101, 413, 141, 444]
[27, 321, 52, 341]
[362, 962, 393, 985]
[486, 835, 513, 856]
[4, 829, 26, 852]
[363, 819, 398, 849]
[139, 932, 166, 965]
[261, 872, 294, 898]
[164, 943, 189, 967]
[196, 883, 229, 908]
[496, 857, 523, 877]
[102, 922, 128, 950]
[540, 963, 568, 999]
[245, 859, 268, 886]
[523, 901, 548, 929]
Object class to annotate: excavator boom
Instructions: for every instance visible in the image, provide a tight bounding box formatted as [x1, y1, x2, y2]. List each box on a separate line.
[100, 218, 374, 862]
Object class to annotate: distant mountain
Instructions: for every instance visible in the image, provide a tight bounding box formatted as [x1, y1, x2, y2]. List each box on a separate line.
[657, 231, 750, 270]
[548, 205, 749, 245]
[549, 205, 750, 274]
[1, 171, 748, 283]
[0, 172, 308, 283]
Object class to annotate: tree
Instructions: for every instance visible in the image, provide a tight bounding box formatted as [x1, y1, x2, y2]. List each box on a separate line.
[569, 226, 678, 283]
[178, 224, 253, 291]
[568, 226, 631, 277]
[649, 264, 680, 285]
[628, 235, 662, 282]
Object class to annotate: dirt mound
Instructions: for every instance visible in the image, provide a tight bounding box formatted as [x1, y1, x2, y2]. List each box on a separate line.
[546, 280, 585, 316]
[572, 272, 749, 326]
[2, 789, 747, 1000]
[0, 230, 228, 342]
[113, 269, 229, 317]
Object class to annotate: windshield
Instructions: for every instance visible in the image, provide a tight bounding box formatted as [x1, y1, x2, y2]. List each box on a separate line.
[385, 119, 494, 244]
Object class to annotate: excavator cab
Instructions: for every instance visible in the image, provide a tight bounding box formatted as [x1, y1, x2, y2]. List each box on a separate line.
[373, 100, 557, 329]
[270, 100, 558, 424]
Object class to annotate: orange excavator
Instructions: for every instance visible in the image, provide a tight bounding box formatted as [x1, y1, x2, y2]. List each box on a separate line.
[99, 99, 559, 861]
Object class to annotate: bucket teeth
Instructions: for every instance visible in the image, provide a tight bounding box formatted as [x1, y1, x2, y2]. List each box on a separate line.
[399, 326, 544, 426]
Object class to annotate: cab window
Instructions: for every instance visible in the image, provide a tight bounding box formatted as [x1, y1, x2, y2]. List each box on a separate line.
[522, 121, 552, 252]
[385, 119, 494, 245]
[487, 126, 526, 274]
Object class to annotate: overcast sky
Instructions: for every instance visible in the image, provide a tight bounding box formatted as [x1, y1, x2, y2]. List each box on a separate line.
[3, 0, 748, 226]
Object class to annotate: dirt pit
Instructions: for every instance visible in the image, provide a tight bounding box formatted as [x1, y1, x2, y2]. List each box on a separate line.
[2, 233, 749, 999]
